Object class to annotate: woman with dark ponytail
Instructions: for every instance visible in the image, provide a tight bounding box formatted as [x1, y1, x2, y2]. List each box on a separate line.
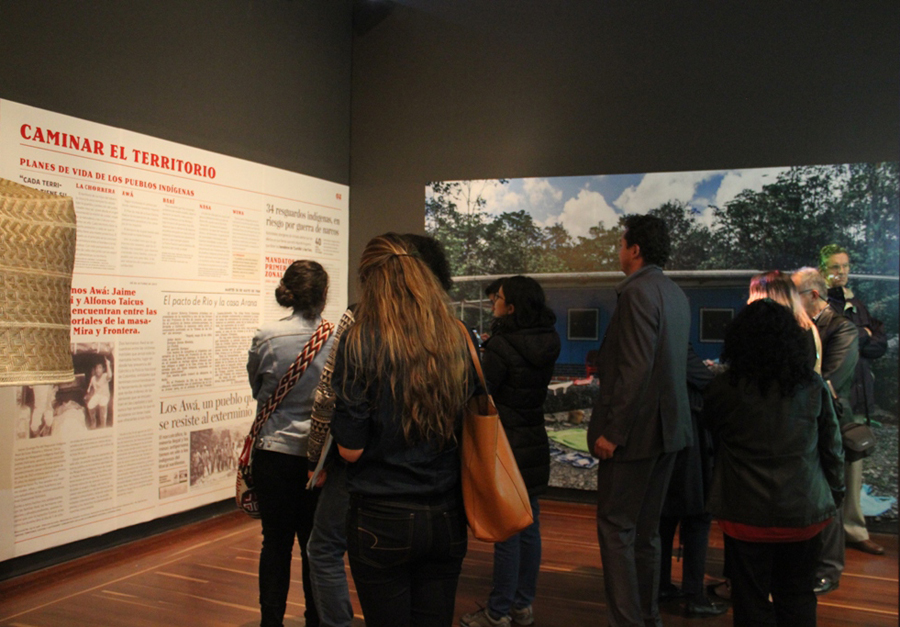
[247, 260, 335, 627]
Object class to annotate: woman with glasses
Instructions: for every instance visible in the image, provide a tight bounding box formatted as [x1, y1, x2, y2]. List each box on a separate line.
[461, 275, 560, 627]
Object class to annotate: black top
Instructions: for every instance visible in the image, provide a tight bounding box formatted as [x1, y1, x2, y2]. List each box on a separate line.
[815, 306, 859, 424]
[482, 325, 560, 494]
[330, 337, 473, 498]
[662, 345, 715, 518]
[828, 290, 888, 419]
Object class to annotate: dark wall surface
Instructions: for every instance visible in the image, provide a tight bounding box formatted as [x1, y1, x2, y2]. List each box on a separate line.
[349, 1, 900, 298]
[0, 0, 352, 185]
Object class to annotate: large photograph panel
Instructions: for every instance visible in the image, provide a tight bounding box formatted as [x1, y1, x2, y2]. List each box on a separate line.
[426, 164, 898, 520]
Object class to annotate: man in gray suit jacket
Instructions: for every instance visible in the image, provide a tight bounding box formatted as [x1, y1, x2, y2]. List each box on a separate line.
[587, 214, 692, 627]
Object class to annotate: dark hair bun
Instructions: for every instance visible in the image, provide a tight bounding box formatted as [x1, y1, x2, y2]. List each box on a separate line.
[275, 282, 296, 308]
[277, 260, 328, 319]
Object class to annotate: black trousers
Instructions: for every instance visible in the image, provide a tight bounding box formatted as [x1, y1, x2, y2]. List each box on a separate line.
[659, 512, 713, 598]
[724, 533, 821, 627]
[815, 505, 845, 584]
[253, 449, 320, 627]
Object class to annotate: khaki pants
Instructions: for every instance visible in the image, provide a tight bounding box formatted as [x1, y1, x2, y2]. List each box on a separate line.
[843, 459, 869, 543]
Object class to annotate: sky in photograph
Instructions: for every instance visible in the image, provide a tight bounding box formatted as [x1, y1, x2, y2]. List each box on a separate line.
[428, 166, 790, 240]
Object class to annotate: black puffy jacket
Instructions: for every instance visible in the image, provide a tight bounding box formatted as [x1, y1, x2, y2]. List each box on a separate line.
[482, 326, 560, 495]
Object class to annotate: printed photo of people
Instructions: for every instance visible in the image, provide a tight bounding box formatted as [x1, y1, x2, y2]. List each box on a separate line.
[14, 343, 116, 439]
[190, 426, 244, 487]
[72, 343, 116, 430]
[14, 384, 57, 439]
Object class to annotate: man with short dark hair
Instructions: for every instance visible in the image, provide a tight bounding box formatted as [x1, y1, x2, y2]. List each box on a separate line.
[792, 266, 859, 595]
[587, 214, 692, 627]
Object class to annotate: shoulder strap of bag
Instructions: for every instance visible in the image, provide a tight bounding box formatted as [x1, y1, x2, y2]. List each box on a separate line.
[456, 320, 489, 393]
[824, 378, 845, 423]
[248, 319, 335, 440]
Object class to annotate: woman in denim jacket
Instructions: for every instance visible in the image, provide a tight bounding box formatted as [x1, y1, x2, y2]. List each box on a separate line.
[247, 260, 335, 627]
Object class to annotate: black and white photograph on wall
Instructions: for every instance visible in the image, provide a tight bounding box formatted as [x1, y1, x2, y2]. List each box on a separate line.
[190, 426, 244, 488]
[14, 343, 118, 439]
[14, 385, 58, 439]
[426, 162, 899, 523]
[72, 343, 116, 430]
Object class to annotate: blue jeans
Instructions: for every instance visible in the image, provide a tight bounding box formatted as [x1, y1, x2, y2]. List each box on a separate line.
[308, 461, 354, 627]
[488, 494, 541, 618]
[347, 493, 468, 627]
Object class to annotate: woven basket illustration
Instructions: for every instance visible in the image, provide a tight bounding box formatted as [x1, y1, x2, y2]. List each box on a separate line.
[0, 178, 77, 386]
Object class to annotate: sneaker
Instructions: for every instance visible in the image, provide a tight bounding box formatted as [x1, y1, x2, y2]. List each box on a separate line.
[511, 605, 534, 626]
[460, 607, 511, 627]
[685, 595, 728, 617]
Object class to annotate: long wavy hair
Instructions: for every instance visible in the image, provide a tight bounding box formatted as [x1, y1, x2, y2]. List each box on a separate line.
[722, 299, 815, 397]
[747, 270, 813, 331]
[342, 233, 468, 445]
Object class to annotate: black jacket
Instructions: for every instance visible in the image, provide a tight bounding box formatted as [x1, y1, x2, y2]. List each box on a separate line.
[482, 325, 560, 495]
[815, 305, 859, 425]
[828, 289, 888, 420]
[702, 374, 844, 528]
[662, 346, 715, 518]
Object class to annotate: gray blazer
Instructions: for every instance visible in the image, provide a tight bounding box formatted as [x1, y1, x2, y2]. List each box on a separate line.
[587, 265, 692, 461]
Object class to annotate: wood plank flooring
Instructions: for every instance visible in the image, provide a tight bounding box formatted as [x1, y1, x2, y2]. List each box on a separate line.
[0, 499, 896, 626]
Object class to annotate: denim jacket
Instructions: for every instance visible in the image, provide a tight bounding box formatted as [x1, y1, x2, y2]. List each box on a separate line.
[247, 312, 335, 457]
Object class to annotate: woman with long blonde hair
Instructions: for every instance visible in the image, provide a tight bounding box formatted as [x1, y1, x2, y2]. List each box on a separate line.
[330, 233, 472, 627]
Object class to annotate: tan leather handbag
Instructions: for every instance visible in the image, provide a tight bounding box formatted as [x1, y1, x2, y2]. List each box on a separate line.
[458, 321, 534, 542]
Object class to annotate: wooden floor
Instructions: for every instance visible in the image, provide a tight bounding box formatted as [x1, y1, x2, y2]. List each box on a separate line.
[0, 499, 896, 626]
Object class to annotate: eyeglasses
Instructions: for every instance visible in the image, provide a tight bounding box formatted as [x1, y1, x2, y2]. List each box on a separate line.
[799, 289, 826, 302]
